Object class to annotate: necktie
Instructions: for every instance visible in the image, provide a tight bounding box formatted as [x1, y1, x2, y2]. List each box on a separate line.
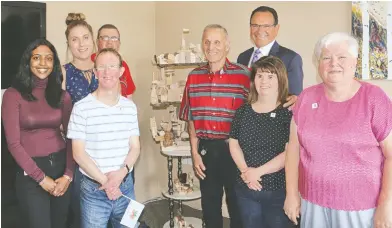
[251, 49, 261, 64]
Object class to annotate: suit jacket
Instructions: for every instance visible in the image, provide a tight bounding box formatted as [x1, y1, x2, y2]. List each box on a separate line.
[237, 41, 303, 95]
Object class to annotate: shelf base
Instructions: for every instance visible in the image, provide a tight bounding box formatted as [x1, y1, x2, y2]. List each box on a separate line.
[163, 217, 203, 228]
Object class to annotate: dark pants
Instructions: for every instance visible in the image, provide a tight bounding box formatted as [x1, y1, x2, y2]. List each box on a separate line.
[198, 139, 242, 228]
[68, 167, 135, 228]
[68, 166, 82, 228]
[16, 150, 71, 228]
[235, 186, 294, 228]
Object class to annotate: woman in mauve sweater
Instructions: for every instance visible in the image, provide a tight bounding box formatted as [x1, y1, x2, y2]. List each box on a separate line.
[284, 32, 392, 228]
[1, 39, 74, 228]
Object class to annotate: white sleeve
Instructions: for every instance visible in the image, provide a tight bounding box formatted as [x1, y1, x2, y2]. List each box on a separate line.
[67, 104, 87, 140]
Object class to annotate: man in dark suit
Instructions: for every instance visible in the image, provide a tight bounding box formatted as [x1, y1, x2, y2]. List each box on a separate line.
[237, 6, 303, 95]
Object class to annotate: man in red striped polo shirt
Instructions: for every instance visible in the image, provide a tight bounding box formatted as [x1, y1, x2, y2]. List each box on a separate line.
[179, 24, 248, 228]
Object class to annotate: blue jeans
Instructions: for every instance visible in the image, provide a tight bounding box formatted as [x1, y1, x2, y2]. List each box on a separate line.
[80, 174, 135, 228]
[235, 185, 294, 228]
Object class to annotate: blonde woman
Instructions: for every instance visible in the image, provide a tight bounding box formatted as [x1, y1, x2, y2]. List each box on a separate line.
[61, 13, 97, 228]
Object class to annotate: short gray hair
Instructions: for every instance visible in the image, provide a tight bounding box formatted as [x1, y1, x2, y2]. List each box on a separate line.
[313, 32, 359, 67]
[202, 24, 229, 40]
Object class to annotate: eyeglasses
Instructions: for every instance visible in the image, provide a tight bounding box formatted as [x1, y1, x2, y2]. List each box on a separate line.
[95, 64, 121, 71]
[99, 36, 120, 42]
[250, 23, 276, 30]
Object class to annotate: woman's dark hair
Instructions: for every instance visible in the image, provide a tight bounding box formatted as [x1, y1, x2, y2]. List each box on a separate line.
[250, 6, 279, 25]
[248, 56, 288, 105]
[12, 38, 64, 108]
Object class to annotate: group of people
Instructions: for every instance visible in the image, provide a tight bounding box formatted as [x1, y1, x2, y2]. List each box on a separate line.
[1, 5, 391, 228]
[179, 5, 392, 228]
[2, 13, 139, 228]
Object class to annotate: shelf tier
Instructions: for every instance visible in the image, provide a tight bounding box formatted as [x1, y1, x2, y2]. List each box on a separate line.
[163, 217, 203, 228]
[161, 145, 191, 157]
[151, 101, 181, 109]
[155, 62, 207, 68]
[162, 187, 201, 201]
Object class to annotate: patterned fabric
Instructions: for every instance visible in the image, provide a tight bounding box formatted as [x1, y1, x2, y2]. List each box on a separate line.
[178, 58, 250, 139]
[230, 103, 292, 191]
[293, 81, 392, 210]
[64, 63, 98, 104]
[67, 94, 139, 178]
[251, 49, 261, 64]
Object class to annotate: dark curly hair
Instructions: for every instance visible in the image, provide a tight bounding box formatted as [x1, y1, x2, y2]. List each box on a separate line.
[12, 38, 64, 108]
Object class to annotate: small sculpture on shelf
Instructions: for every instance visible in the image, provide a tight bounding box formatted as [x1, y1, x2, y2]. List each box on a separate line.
[174, 213, 195, 228]
[154, 28, 206, 65]
[150, 71, 185, 106]
[174, 215, 186, 228]
[168, 80, 186, 103]
[150, 105, 189, 149]
[150, 73, 170, 105]
[160, 121, 174, 147]
[174, 172, 194, 195]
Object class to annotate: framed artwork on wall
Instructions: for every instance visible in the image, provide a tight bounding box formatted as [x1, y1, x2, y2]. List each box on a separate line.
[352, 1, 392, 80]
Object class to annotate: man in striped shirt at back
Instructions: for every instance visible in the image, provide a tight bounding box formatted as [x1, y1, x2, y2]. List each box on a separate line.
[67, 48, 140, 228]
[179, 24, 249, 228]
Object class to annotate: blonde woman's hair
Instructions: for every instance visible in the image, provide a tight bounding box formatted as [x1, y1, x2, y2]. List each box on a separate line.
[64, 13, 96, 62]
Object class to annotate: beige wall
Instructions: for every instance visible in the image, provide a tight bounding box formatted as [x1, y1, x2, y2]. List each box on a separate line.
[156, 1, 391, 96]
[45, 0, 392, 204]
[46, 1, 163, 202]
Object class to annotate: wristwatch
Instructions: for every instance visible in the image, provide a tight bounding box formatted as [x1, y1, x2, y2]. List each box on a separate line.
[121, 163, 130, 173]
[63, 175, 73, 183]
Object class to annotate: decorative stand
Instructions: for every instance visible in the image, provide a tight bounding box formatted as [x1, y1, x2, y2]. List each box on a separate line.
[161, 147, 203, 228]
[150, 31, 208, 226]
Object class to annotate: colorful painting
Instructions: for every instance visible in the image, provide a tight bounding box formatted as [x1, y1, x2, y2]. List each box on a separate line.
[352, 2, 392, 80]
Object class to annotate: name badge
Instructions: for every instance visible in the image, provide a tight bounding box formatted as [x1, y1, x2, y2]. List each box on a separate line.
[270, 113, 276, 118]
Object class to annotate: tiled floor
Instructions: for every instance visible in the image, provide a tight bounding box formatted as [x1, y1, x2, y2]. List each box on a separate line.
[140, 198, 230, 228]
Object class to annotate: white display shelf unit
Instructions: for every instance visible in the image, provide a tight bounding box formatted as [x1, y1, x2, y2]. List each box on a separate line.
[161, 145, 204, 228]
[154, 62, 205, 228]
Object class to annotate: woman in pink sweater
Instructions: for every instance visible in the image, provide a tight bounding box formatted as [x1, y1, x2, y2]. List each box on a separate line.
[284, 32, 392, 228]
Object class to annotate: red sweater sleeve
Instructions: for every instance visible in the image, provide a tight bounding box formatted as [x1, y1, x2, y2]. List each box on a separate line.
[1, 89, 45, 182]
[122, 60, 136, 96]
[62, 91, 75, 178]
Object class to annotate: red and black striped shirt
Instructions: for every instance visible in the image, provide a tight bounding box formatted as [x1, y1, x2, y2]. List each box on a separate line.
[179, 59, 250, 139]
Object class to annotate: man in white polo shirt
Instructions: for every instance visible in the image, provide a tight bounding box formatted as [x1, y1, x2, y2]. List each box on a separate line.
[67, 48, 140, 228]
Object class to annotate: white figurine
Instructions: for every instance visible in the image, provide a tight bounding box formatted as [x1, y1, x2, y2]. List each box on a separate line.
[165, 69, 174, 85]
[181, 28, 190, 51]
[157, 54, 168, 65]
[168, 105, 177, 121]
[150, 76, 159, 105]
[150, 117, 158, 138]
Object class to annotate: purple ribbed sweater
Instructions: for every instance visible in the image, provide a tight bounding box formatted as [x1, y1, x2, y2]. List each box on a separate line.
[2, 77, 74, 182]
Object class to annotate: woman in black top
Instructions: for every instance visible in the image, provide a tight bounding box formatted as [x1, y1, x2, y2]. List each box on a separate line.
[229, 56, 294, 228]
